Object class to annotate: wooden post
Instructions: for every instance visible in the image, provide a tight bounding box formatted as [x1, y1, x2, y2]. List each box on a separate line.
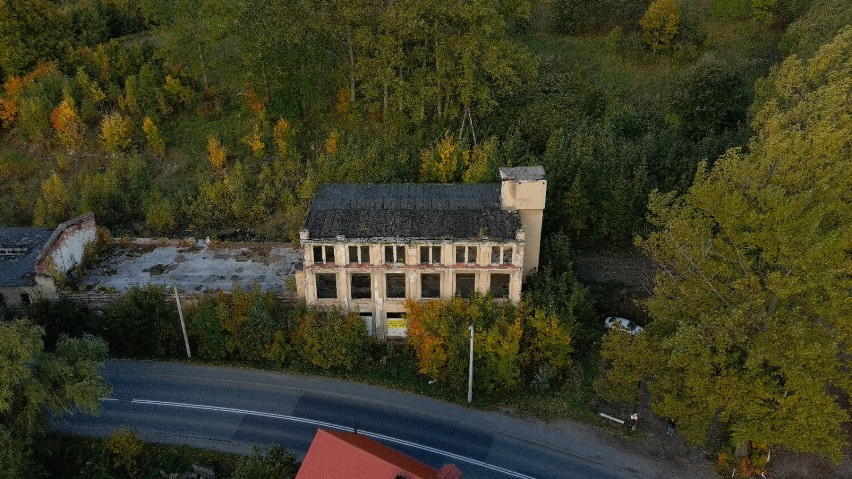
[173, 283, 191, 358]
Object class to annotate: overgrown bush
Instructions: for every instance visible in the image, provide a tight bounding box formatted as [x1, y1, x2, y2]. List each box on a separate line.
[233, 445, 299, 479]
[406, 295, 573, 396]
[104, 285, 180, 357]
[187, 297, 228, 360]
[294, 308, 372, 370]
[105, 427, 144, 479]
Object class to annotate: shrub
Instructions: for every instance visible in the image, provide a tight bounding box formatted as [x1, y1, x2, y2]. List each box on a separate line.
[105, 427, 144, 479]
[407, 295, 575, 396]
[105, 286, 180, 357]
[233, 445, 298, 479]
[294, 308, 371, 370]
[188, 297, 227, 360]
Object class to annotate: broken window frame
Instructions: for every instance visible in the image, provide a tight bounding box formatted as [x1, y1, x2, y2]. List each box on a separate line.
[315, 273, 337, 299]
[385, 273, 406, 298]
[420, 273, 441, 298]
[313, 245, 336, 264]
[348, 245, 371, 264]
[455, 245, 478, 264]
[455, 273, 476, 298]
[384, 244, 406, 264]
[490, 245, 513, 265]
[419, 245, 441, 264]
[350, 273, 372, 299]
[489, 273, 511, 299]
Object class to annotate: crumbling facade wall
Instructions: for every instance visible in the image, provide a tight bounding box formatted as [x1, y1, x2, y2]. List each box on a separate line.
[35, 212, 97, 276]
[299, 239, 524, 340]
[0, 275, 57, 307]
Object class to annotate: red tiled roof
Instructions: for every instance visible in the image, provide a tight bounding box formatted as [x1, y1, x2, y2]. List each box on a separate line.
[296, 429, 462, 479]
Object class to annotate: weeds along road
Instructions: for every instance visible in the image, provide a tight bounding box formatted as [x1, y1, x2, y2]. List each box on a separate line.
[55, 360, 665, 479]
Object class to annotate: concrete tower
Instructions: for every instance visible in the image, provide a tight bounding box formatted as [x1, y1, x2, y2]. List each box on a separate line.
[499, 166, 547, 278]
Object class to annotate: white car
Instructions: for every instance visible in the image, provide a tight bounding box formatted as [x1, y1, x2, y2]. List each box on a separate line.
[604, 317, 643, 335]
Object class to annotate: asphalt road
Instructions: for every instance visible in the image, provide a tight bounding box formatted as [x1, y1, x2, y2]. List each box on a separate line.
[54, 360, 666, 479]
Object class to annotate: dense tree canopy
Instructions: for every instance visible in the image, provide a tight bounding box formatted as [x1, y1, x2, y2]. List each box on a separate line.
[0, 319, 110, 476]
[597, 27, 852, 460]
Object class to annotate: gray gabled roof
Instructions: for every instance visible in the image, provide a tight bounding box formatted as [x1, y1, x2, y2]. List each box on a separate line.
[0, 227, 53, 286]
[304, 184, 521, 241]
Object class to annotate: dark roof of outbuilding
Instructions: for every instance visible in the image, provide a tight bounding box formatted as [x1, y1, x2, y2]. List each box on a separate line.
[304, 184, 521, 241]
[0, 228, 53, 286]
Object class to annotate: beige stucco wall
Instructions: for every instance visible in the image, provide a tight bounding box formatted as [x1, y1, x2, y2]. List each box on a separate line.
[0, 275, 57, 307]
[298, 240, 523, 339]
[500, 177, 546, 277]
[519, 209, 543, 276]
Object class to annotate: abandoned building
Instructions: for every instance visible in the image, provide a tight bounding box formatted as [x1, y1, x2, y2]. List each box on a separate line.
[295, 166, 546, 340]
[0, 213, 97, 307]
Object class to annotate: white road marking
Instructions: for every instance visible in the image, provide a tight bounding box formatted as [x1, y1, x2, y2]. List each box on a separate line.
[99, 397, 118, 401]
[131, 398, 536, 479]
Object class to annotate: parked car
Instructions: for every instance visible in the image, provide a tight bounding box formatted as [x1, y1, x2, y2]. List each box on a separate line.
[604, 317, 643, 335]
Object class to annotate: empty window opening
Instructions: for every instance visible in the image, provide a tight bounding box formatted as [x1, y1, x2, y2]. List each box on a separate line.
[491, 246, 513, 265]
[456, 245, 477, 264]
[348, 245, 371, 264]
[456, 273, 475, 298]
[490, 273, 510, 299]
[351, 274, 372, 299]
[313, 245, 336, 264]
[421, 273, 441, 298]
[359, 311, 374, 335]
[20, 293, 31, 305]
[385, 245, 405, 264]
[386, 273, 406, 298]
[316, 273, 337, 299]
[419, 245, 441, 264]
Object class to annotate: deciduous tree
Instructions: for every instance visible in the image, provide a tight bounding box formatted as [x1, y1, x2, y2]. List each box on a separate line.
[0, 320, 109, 476]
[640, 0, 680, 54]
[34, 171, 72, 227]
[142, 116, 165, 157]
[100, 112, 133, 154]
[598, 28, 852, 461]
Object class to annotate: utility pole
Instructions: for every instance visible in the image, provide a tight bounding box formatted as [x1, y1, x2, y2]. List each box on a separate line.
[468, 324, 474, 403]
[173, 283, 191, 358]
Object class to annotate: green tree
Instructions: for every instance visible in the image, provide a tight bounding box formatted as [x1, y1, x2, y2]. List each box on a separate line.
[34, 171, 73, 227]
[0, 0, 71, 76]
[779, 0, 852, 58]
[640, 0, 680, 54]
[100, 112, 133, 154]
[598, 28, 852, 461]
[187, 297, 227, 360]
[144, 189, 175, 234]
[669, 62, 751, 140]
[50, 94, 85, 153]
[142, 116, 165, 157]
[156, 0, 237, 90]
[0, 320, 110, 476]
